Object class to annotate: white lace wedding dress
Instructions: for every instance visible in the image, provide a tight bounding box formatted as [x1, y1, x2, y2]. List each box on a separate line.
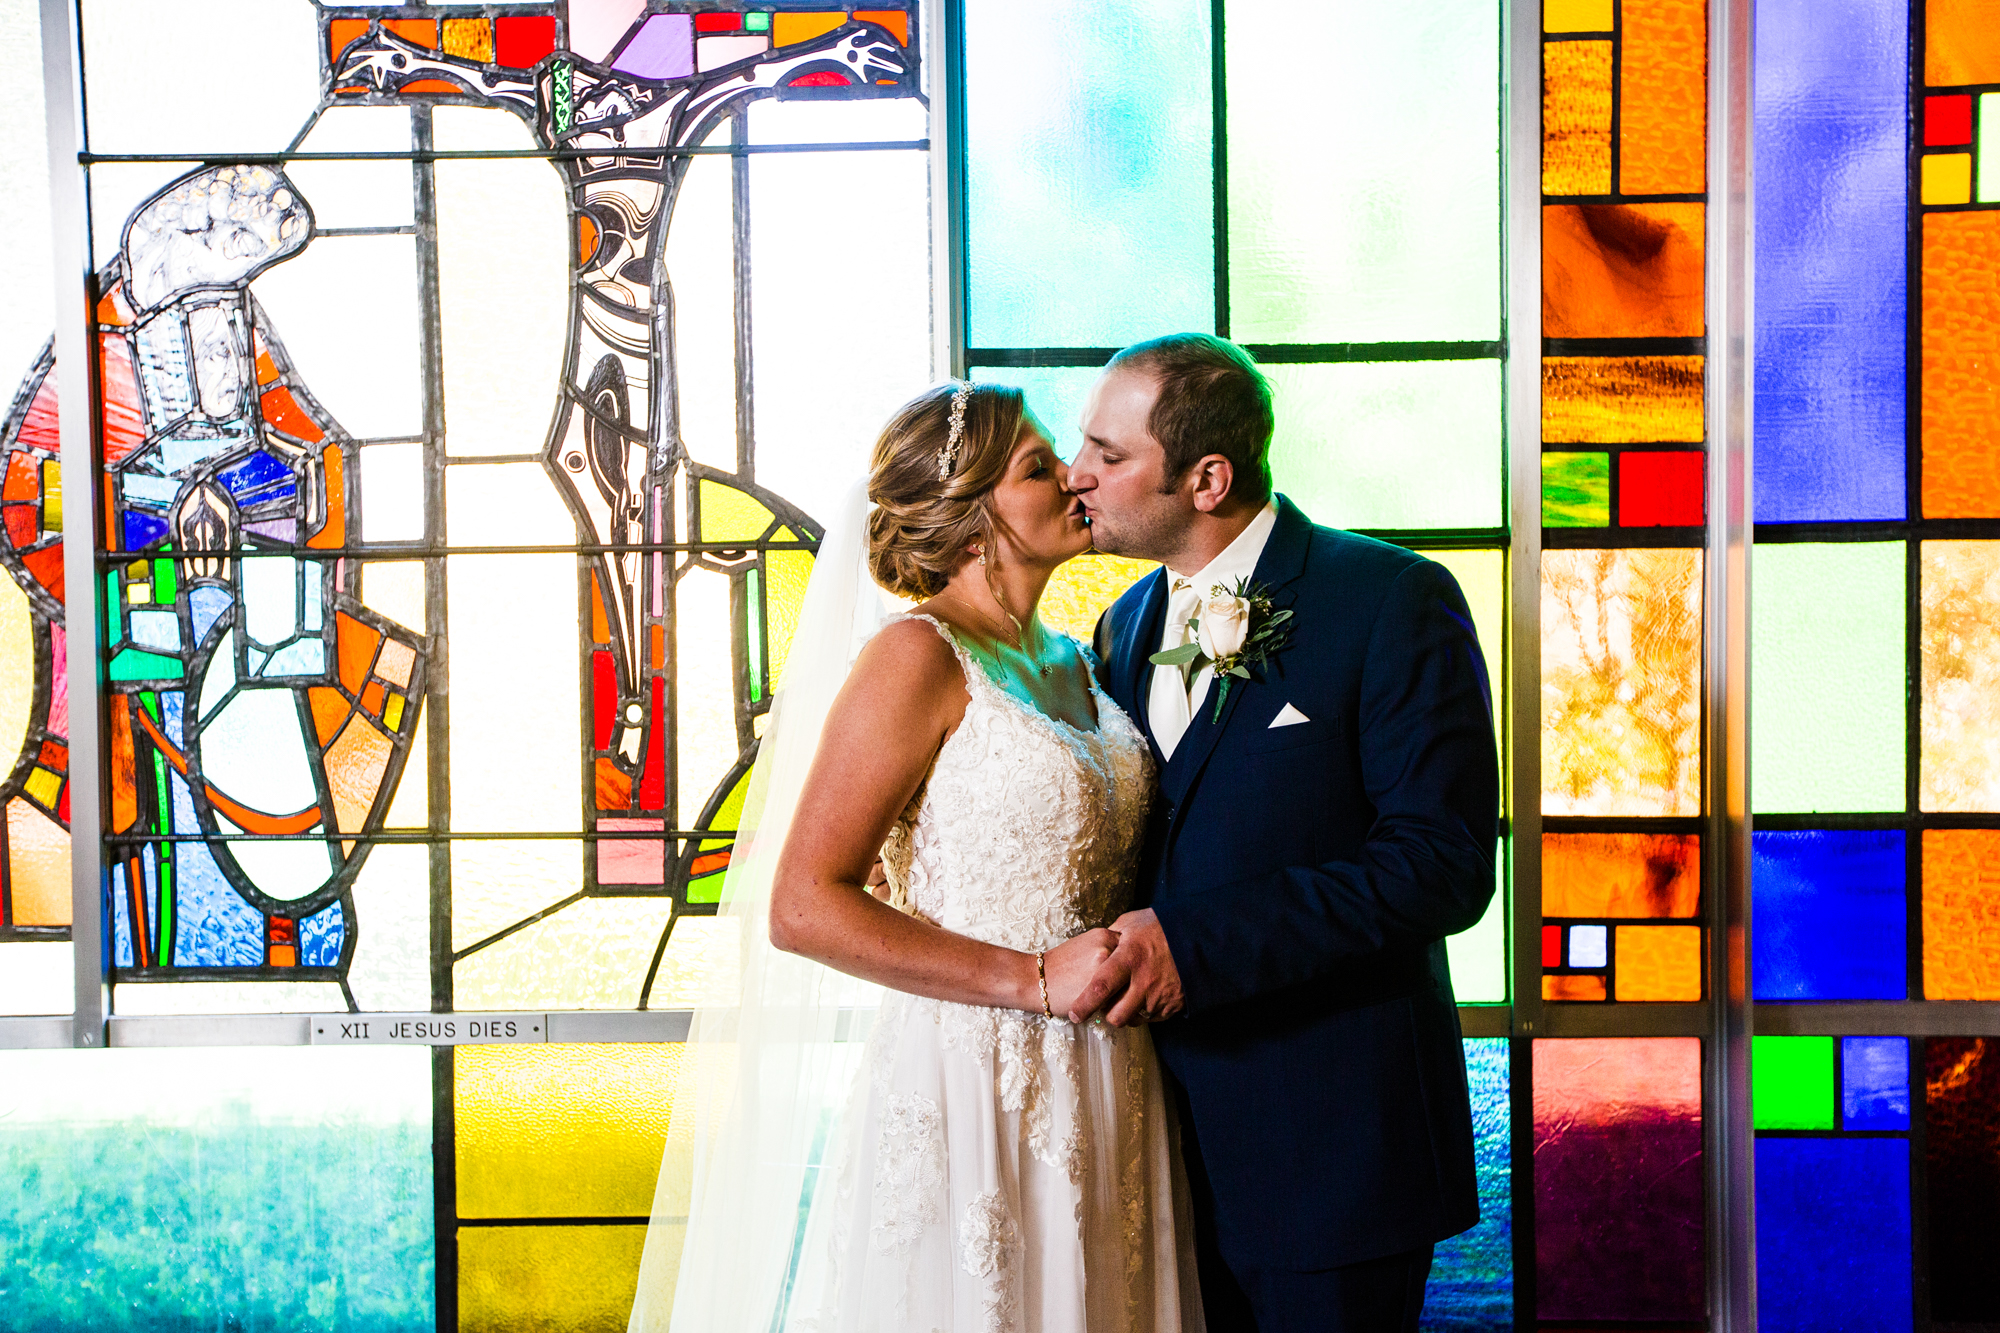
[789, 614, 1205, 1333]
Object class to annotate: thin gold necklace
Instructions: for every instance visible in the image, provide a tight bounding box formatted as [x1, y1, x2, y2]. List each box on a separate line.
[936, 591, 1056, 677]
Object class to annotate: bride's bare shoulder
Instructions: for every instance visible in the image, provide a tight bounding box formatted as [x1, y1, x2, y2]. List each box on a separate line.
[845, 615, 967, 708]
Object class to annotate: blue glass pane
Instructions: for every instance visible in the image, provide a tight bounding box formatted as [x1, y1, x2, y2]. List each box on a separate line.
[1755, 1137, 1913, 1333]
[1843, 1035, 1911, 1130]
[1751, 0, 1907, 521]
[1423, 1038, 1513, 1331]
[1752, 831, 1907, 1001]
[963, 0, 1213, 347]
[301, 900, 347, 968]
[0, 1047, 435, 1331]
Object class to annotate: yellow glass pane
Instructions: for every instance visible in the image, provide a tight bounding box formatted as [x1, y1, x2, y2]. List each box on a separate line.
[1545, 0, 1613, 31]
[1614, 924, 1702, 1000]
[458, 1224, 648, 1333]
[1542, 548, 1702, 816]
[1923, 153, 1974, 206]
[1923, 829, 2000, 999]
[1620, 0, 1707, 195]
[1926, 0, 2000, 85]
[1543, 832, 1700, 917]
[1544, 40, 1613, 196]
[1544, 973, 1607, 1001]
[1922, 541, 2000, 811]
[765, 550, 813, 691]
[699, 479, 776, 543]
[1427, 548, 1506, 739]
[440, 16, 493, 62]
[456, 1042, 687, 1218]
[1039, 554, 1157, 641]
[6, 798, 69, 926]
[1542, 356, 1705, 443]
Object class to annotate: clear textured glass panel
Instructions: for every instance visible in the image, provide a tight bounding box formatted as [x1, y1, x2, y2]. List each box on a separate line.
[0, 940, 71, 1014]
[1533, 1038, 1704, 1322]
[112, 979, 349, 1013]
[347, 841, 429, 1012]
[80, 0, 320, 155]
[667, 127, 739, 472]
[1753, 0, 1907, 522]
[1753, 542, 1906, 813]
[1756, 1138, 1914, 1333]
[1267, 361, 1502, 531]
[435, 108, 569, 459]
[454, 895, 672, 1010]
[0, 0, 52, 388]
[963, 0, 1212, 347]
[1922, 540, 2000, 810]
[749, 100, 930, 520]
[284, 106, 415, 231]
[452, 839, 580, 956]
[361, 442, 424, 541]
[444, 463, 575, 546]
[676, 566, 737, 828]
[1229, 0, 1500, 343]
[251, 233, 423, 439]
[1541, 548, 1702, 816]
[646, 915, 740, 1008]
[0, 1046, 433, 1329]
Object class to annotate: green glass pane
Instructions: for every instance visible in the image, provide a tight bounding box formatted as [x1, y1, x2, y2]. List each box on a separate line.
[971, 365, 1102, 461]
[745, 566, 764, 702]
[1226, 0, 1501, 343]
[964, 0, 1213, 346]
[1543, 452, 1611, 527]
[700, 478, 775, 543]
[1753, 1035, 1836, 1130]
[1267, 360, 1502, 530]
[0, 1047, 433, 1328]
[108, 648, 183, 681]
[1751, 542, 1905, 813]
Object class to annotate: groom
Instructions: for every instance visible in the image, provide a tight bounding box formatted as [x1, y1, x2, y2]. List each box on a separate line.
[1070, 334, 1499, 1333]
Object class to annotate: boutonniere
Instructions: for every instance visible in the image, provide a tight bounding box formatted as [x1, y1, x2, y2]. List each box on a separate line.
[1149, 577, 1295, 721]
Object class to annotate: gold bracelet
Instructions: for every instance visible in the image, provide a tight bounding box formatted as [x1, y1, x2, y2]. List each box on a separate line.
[1035, 949, 1053, 1018]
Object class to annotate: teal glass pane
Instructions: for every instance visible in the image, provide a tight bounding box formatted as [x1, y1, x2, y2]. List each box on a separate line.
[1543, 452, 1611, 527]
[0, 1047, 435, 1330]
[964, 0, 1214, 346]
[1226, 0, 1501, 343]
[1267, 360, 1502, 530]
[970, 366, 1102, 461]
[1751, 543, 1906, 812]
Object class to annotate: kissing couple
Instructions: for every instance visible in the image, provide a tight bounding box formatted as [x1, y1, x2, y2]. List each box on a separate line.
[631, 334, 1500, 1333]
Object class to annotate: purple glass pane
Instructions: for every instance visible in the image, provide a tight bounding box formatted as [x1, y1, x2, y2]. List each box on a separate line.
[1752, 0, 1907, 521]
[611, 14, 695, 79]
[1534, 1038, 1704, 1321]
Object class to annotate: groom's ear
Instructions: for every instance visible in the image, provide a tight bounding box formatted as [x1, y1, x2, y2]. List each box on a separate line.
[1187, 454, 1237, 514]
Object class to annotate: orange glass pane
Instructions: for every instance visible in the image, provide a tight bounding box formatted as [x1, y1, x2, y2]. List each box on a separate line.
[1921, 541, 2000, 810]
[441, 17, 495, 62]
[1542, 356, 1705, 443]
[382, 18, 438, 48]
[1620, 0, 1708, 195]
[1921, 211, 2000, 517]
[1924, 829, 2000, 999]
[852, 9, 910, 44]
[1545, 40, 1614, 196]
[772, 12, 846, 47]
[1544, 204, 1705, 339]
[6, 798, 70, 926]
[336, 612, 382, 696]
[306, 445, 345, 549]
[1544, 973, 1608, 1001]
[1614, 925, 1702, 1000]
[1543, 832, 1700, 917]
[1542, 548, 1703, 816]
[1926, 0, 2000, 86]
[108, 694, 136, 833]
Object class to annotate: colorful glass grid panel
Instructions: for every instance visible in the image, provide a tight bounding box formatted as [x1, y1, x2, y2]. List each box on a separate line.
[1751, 830, 1907, 1001]
[1752, 0, 1908, 522]
[1923, 828, 2000, 997]
[1755, 1138, 1914, 1333]
[1533, 1037, 1704, 1321]
[1921, 541, 2000, 810]
[1751, 542, 1906, 813]
[1925, 1037, 2000, 1322]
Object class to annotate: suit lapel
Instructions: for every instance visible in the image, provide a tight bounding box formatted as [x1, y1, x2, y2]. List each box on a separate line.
[1158, 496, 1315, 807]
[1116, 567, 1171, 766]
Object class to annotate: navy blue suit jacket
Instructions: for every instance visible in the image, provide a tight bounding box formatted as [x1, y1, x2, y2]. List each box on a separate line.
[1094, 495, 1498, 1271]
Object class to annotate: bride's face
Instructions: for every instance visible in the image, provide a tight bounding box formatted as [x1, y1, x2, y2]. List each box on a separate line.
[985, 421, 1092, 570]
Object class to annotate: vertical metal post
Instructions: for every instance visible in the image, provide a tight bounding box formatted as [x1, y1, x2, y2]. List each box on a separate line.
[927, 0, 965, 380]
[1705, 0, 1757, 1325]
[41, 0, 104, 1048]
[1505, 1, 1545, 1327]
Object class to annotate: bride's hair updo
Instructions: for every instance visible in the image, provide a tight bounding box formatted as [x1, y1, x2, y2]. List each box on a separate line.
[867, 382, 1029, 600]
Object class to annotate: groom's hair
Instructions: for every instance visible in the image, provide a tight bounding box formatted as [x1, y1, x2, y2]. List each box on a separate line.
[1107, 334, 1273, 506]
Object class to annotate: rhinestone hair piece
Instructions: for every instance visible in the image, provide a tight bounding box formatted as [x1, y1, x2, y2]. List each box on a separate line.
[937, 381, 974, 481]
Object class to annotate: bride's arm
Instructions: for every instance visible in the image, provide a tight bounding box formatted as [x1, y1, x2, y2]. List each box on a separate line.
[769, 620, 1114, 1013]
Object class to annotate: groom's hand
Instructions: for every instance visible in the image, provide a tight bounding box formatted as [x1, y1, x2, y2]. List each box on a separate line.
[1070, 909, 1183, 1027]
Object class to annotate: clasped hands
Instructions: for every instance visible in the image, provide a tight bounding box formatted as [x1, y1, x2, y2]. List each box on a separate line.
[1042, 909, 1184, 1027]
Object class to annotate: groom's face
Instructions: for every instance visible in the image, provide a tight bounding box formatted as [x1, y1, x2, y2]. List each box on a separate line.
[1069, 366, 1191, 562]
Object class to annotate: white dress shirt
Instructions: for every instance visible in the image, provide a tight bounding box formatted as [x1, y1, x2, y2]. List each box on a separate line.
[1147, 499, 1280, 759]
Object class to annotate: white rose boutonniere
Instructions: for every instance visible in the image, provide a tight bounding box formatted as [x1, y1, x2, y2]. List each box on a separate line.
[1149, 577, 1295, 721]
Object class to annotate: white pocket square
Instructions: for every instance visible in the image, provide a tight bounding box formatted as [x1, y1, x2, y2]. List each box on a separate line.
[1268, 703, 1310, 729]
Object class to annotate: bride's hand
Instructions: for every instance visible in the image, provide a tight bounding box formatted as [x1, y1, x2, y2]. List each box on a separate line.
[1039, 929, 1121, 1019]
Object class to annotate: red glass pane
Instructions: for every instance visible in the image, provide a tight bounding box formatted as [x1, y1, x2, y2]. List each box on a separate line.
[695, 12, 743, 32]
[1543, 924, 1564, 967]
[1927, 93, 1975, 147]
[1619, 450, 1704, 526]
[494, 15, 558, 67]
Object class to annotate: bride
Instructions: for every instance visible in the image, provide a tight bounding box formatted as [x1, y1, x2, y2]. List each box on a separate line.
[630, 382, 1202, 1331]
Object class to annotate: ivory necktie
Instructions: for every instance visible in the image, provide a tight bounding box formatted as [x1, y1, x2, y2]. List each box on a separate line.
[1150, 578, 1204, 760]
